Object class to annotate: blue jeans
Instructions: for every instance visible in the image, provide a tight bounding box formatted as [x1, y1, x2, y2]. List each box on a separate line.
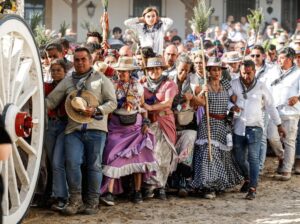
[45, 119, 68, 198]
[233, 127, 263, 189]
[65, 130, 106, 199]
[296, 120, 300, 160]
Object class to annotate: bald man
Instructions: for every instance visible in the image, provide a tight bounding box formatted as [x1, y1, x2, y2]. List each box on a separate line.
[118, 45, 133, 57]
[163, 44, 178, 80]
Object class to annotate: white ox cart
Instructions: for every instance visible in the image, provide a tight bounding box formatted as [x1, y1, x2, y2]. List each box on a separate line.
[0, 0, 44, 223]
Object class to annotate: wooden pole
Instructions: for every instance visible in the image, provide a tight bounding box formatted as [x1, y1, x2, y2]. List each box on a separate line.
[200, 35, 212, 162]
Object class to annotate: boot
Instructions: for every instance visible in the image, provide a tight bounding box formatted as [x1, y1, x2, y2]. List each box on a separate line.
[84, 198, 99, 215]
[276, 158, 284, 174]
[295, 159, 300, 174]
[62, 193, 85, 215]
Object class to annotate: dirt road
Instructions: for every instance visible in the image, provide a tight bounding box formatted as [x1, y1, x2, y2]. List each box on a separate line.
[23, 157, 300, 224]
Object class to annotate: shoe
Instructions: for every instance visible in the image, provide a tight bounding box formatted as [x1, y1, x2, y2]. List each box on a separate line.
[51, 198, 67, 212]
[274, 172, 291, 181]
[245, 188, 256, 200]
[294, 159, 300, 174]
[203, 191, 216, 199]
[277, 158, 284, 174]
[84, 201, 99, 215]
[133, 191, 143, 204]
[143, 189, 154, 199]
[178, 188, 188, 198]
[62, 194, 85, 215]
[240, 180, 250, 193]
[100, 192, 115, 206]
[155, 188, 167, 200]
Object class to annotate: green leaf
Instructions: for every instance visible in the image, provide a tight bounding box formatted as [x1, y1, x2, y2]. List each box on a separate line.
[189, 0, 213, 34]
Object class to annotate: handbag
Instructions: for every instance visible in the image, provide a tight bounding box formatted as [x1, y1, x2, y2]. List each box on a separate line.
[118, 113, 137, 125]
[175, 110, 194, 126]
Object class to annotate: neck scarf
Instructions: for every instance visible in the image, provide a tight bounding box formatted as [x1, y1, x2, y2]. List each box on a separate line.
[72, 68, 93, 90]
[143, 20, 163, 34]
[239, 77, 257, 99]
[145, 74, 167, 93]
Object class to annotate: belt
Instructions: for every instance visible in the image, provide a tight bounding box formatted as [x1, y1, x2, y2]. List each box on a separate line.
[209, 113, 227, 120]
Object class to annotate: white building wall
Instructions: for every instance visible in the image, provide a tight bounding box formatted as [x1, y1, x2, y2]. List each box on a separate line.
[165, 0, 185, 38]
[259, 0, 281, 24]
[51, 0, 72, 34]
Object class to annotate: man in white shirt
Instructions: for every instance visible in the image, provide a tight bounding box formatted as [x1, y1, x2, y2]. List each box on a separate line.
[250, 45, 279, 173]
[268, 47, 300, 181]
[231, 60, 285, 200]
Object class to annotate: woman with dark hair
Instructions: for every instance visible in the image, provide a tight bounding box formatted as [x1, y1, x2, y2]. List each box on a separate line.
[100, 57, 157, 205]
[190, 57, 243, 199]
[44, 59, 69, 211]
[124, 7, 173, 55]
[142, 56, 178, 199]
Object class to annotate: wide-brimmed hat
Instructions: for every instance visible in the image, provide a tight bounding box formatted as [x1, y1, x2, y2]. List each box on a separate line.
[222, 51, 242, 63]
[112, 56, 139, 71]
[65, 90, 99, 124]
[145, 57, 168, 69]
[206, 57, 227, 69]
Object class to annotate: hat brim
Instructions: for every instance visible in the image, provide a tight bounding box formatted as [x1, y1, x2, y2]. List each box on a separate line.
[65, 90, 99, 124]
[222, 58, 242, 63]
[112, 63, 139, 71]
[145, 65, 168, 70]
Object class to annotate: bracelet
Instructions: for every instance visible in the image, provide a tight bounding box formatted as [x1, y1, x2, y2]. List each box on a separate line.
[93, 107, 102, 116]
[142, 118, 151, 126]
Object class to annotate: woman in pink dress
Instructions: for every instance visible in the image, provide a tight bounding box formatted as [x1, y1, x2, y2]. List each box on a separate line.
[142, 56, 178, 199]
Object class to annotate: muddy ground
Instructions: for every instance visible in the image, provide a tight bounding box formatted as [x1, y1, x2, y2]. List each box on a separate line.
[23, 157, 300, 224]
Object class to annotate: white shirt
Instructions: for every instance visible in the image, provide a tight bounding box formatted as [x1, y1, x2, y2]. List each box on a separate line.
[255, 63, 279, 90]
[124, 17, 173, 56]
[231, 79, 281, 136]
[163, 65, 177, 81]
[270, 65, 300, 117]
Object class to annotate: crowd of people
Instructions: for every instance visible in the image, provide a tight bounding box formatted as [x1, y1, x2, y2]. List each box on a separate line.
[36, 6, 300, 216]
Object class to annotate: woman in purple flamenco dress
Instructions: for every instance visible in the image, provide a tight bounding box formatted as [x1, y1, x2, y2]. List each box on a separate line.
[100, 57, 157, 205]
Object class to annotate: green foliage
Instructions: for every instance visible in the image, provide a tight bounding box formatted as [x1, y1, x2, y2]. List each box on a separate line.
[80, 20, 99, 33]
[102, 0, 108, 11]
[189, 0, 213, 34]
[34, 25, 57, 48]
[59, 21, 69, 37]
[30, 12, 43, 34]
[247, 8, 264, 34]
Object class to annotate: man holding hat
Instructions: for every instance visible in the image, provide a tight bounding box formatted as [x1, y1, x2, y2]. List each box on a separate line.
[46, 47, 117, 215]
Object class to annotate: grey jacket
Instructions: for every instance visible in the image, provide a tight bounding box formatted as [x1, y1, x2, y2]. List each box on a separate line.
[46, 69, 117, 134]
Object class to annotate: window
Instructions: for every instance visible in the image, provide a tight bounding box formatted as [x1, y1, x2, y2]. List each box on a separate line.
[226, 0, 255, 23]
[132, 0, 162, 17]
[24, 0, 45, 25]
[281, 0, 300, 33]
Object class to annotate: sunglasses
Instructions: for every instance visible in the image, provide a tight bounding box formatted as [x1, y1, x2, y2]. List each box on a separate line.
[251, 54, 261, 58]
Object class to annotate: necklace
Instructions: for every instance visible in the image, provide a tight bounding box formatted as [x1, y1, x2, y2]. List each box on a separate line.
[209, 83, 222, 92]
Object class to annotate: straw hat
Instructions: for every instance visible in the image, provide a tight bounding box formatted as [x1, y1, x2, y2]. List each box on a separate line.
[112, 56, 139, 71]
[206, 57, 227, 69]
[65, 90, 99, 124]
[145, 57, 168, 69]
[222, 51, 242, 63]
